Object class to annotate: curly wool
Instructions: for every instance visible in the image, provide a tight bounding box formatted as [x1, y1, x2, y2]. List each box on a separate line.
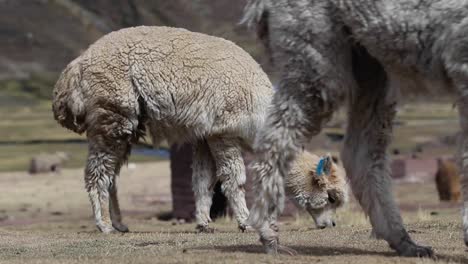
[53, 26, 273, 147]
[52, 26, 273, 234]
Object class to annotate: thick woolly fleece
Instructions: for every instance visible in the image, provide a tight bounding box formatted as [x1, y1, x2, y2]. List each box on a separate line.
[52, 26, 272, 234]
[243, 0, 468, 257]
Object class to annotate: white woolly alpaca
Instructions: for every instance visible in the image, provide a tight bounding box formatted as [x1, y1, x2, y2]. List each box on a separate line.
[242, 0, 468, 257]
[52, 26, 348, 234]
[53, 26, 271, 233]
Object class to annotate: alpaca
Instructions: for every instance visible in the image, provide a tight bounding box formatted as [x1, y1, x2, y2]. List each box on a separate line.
[52, 26, 348, 234]
[435, 158, 461, 202]
[242, 0, 468, 257]
[53, 26, 271, 233]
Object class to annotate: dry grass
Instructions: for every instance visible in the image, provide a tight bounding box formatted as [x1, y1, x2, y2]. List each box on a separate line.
[0, 161, 467, 263]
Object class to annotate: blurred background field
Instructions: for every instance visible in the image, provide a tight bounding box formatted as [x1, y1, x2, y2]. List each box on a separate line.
[0, 0, 461, 173]
[0, 85, 460, 172]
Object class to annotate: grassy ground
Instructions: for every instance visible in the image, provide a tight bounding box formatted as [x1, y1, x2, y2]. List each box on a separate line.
[0, 161, 467, 264]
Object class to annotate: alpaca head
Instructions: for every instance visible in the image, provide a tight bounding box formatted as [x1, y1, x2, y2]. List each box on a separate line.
[286, 152, 348, 229]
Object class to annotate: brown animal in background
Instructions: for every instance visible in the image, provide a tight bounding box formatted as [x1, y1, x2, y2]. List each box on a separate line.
[435, 158, 461, 202]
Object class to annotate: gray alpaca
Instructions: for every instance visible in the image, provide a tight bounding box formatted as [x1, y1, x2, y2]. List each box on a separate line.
[243, 0, 468, 257]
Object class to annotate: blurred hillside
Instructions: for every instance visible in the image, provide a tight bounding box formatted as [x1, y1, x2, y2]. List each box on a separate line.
[0, 0, 269, 103]
[0, 0, 272, 171]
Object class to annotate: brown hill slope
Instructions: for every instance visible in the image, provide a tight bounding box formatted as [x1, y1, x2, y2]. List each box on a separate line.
[0, 0, 268, 86]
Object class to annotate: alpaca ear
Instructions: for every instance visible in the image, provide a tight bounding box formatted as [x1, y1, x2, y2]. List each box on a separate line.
[315, 154, 332, 177]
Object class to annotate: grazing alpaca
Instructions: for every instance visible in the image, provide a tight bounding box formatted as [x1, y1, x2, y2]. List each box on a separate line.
[53, 26, 272, 233]
[243, 0, 468, 257]
[52, 26, 348, 234]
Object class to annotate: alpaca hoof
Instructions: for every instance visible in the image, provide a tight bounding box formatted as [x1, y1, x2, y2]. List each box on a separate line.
[238, 223, 248, 232]
[261, 236, 279, 255]
[264, 242, 277, 255]
[464, 230, 468, 247]
[390, 236, 434, 258]
[278, 245, 298, 256]
[262, 239, 296, 255]
[113, 222, 129, 233]
[97, 224, 117, 234]
[241, 225, 255, 233]
[196, 224, 215, 233]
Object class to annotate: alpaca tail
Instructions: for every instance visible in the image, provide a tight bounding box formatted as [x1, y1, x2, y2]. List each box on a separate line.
[52, 58, 87, 134]
[240, 0, 266, 28]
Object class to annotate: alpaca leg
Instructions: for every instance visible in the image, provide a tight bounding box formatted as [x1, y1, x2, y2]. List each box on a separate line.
[441, 20, 468, 247]
[250, 89, 339, 253]
[208, 138, 249, 231]
[109, 176, 129, 232]
[453, 84, 468, 247]
[85, 109, 135, 233]
[341, 61, 433, 256]
[85, 147, 123, 233]
[192, 140, 217, 233]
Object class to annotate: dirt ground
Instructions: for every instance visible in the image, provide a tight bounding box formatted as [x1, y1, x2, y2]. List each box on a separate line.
[1, 161, 467, 264]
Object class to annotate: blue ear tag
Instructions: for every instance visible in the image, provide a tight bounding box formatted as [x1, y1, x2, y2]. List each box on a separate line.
[316, 156, 331, 177]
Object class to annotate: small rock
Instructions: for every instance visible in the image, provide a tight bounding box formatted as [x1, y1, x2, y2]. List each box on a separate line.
[128, 163, 137, 170]
[50, 211, 63, 216]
